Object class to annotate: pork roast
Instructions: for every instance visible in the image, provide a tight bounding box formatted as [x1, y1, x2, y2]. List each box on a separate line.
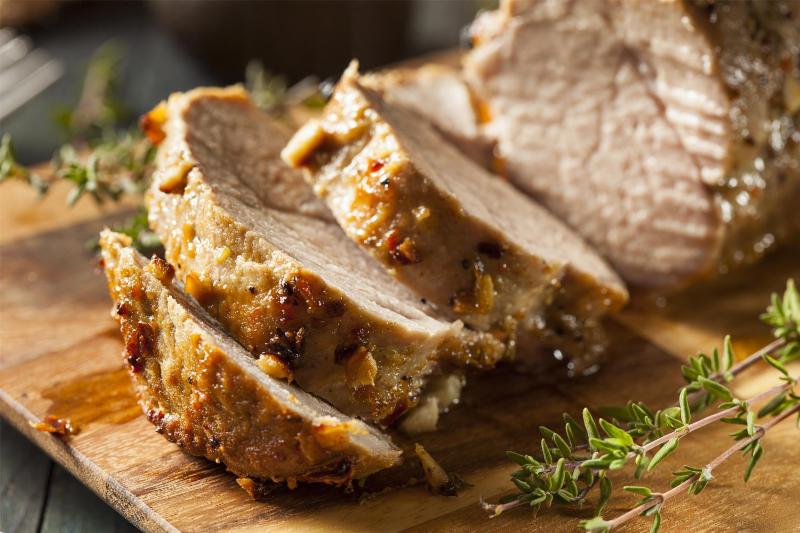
[145, 87, 504, 425]
[465, 0, 800, 287]
[99, 231, 401, 484]
[283, 65, 627, 369]
[362, 65, 494, 168]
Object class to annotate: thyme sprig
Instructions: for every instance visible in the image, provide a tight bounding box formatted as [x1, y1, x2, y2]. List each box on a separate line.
[0, 43, 154, 207]
[487, 279, 800, 532]
[0, 134, 49, 194]
[53, 43, 127, 142]
[246, 60, 328, 115]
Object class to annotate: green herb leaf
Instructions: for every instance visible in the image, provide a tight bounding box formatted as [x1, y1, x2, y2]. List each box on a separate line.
[744, 442, 764, 482]
[623, 485, 652, 497]
[697, 376, 733, 401]
[679, 388, 691, 424]
[648, 437, 679, 471]
[650, 511, 662, 533]
[746, 410, 756, 437]
[599, 419, 634, 446]
[580, 516, 611, 532]
[583, 408, 600, 446]
[506, 451, 531, 466]
[763, 355, 789, 377]
[596, 476, 612, 515]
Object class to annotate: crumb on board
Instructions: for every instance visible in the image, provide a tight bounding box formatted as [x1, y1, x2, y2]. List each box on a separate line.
[30, 415, 77, 437]
[414, 443, 466, 496]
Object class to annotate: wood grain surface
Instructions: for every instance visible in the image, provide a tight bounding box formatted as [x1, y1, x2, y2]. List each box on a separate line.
[1, 176, 799, 532]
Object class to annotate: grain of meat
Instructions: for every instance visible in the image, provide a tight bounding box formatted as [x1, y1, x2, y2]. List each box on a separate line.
[464, 0, 800, 286]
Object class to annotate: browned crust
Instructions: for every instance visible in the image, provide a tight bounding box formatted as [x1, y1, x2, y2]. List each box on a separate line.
[284, 67, 626, 367]
[146, 87, 456, 423]
[99, 231, 400, 485]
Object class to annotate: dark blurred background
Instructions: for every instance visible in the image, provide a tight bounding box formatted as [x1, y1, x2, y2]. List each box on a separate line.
[0, 0, 488, 164]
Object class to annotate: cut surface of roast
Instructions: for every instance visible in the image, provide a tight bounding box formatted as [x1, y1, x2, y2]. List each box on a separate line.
[465, 0, 800, 287]
[283, 65, 627, 367]
[146, 87, 505, 424]
[99, 231, 401, 484]
[362, 65, 494, 168]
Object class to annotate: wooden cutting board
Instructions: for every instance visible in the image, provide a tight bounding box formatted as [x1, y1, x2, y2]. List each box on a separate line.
[1, 176, 799, 533]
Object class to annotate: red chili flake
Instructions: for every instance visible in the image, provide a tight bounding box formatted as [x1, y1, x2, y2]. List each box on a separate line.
[368, 159, 384, 173]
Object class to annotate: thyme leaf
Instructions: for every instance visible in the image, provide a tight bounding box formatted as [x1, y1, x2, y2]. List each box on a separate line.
[490, 279, 800, 532]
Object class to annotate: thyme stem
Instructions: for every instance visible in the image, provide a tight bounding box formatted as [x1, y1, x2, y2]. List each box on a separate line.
[725, 338, 786, 378]
[535, 377, 797, 476]
[640, 378, 796, 454]
[605, 402, 800, 530]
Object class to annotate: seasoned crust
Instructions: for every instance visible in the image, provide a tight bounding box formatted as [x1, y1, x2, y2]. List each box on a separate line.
[99, 231, 401, 484]
[284, 65, 626, 366]
[146, 87, 476, 423]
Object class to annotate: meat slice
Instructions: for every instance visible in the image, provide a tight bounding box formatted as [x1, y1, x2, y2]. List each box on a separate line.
[283, 64, 627, 368]
[99, 231, 400, 484]
[145, 87, 503, 424]
[362, 65, 494, 168]
[465, 0, 800, 287]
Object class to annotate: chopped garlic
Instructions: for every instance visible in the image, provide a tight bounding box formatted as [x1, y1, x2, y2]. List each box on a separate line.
[281, 120, 325, 167]
[400, 374, 465, 435]
[414, 443, 451, 495]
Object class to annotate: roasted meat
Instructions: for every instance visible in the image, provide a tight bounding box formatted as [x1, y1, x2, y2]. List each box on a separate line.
[99, 231, 401, 484]
[283, 65, 627, 368]
[464, 0, 800, 287]
[145, 87, 504, 424]
[362, 65, 494, 168]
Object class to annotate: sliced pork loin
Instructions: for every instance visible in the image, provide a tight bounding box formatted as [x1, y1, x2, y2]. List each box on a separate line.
[145, 87, 504, 425]
[465, 0, 800, 287]
[362, 65, 494, 168]
[99, 231, 400, 484]
[283, 64, 627, 369]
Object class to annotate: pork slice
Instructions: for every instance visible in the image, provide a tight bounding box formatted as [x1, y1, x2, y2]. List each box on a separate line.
[145, 87, 502, 424]
[99, 231, 400, 484]
[361, 65, 494, 168]
[465, 0, 800, 287]
[283, 65, 627, 368]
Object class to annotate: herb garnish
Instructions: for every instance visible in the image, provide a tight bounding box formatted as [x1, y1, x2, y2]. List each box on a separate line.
[485, 280, 800, 532]
[2, 51, 326, 246]
[246, 60, 328, 115]
[0, 43, 154, 206]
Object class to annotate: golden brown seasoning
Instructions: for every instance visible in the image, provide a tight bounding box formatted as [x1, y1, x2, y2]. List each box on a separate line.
[31, 415, 76, 437]
[140, 102, 167, 145]
[124, 321, 155, 373]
